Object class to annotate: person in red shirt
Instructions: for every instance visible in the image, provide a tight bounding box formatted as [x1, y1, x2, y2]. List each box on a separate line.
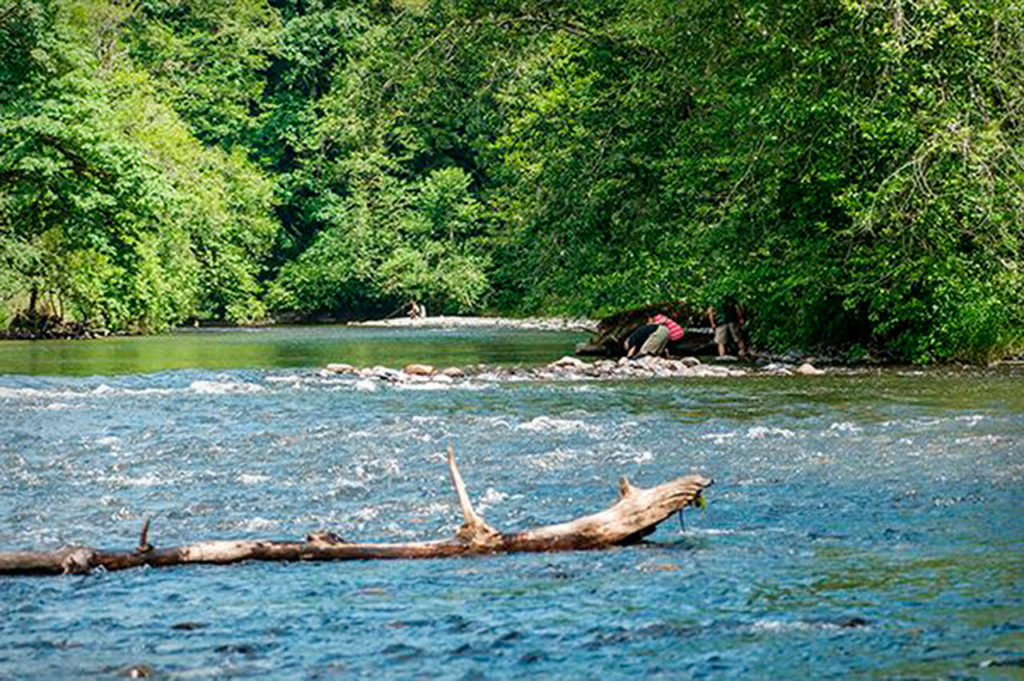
[637, 313, 683, 356]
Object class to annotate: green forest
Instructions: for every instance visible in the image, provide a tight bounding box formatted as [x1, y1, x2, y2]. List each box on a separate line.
[1, 0, 1021, 361]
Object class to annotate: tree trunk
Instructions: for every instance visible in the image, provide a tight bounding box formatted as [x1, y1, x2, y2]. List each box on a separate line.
[0, 448, 711, 576]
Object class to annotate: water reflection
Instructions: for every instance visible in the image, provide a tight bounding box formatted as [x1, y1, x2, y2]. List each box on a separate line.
[0, 326, 588, 376]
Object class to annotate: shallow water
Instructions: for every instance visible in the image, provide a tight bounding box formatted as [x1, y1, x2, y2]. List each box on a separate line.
[0, 325, 585, 376]
[1, 329, 1022, 679]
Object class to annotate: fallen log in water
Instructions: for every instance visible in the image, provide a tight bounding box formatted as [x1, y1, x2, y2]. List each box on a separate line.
[0, 447, 711, 576]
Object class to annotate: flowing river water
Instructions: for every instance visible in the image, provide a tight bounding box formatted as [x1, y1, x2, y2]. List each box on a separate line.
[0, 326, 1021, 679]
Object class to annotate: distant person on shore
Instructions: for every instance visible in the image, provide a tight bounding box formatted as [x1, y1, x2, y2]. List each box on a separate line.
[624, 313, 683, 357]
[407, 300, 427, 319]
[708, 295, 746, 357]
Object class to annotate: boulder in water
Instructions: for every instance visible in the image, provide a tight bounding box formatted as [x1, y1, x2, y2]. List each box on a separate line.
[796, 362, 825, 376]
[404, 363, 436, 376]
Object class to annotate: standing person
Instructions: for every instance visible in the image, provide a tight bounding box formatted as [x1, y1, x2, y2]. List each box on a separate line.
[638, 312, 684, 356]
[708, 296, 747, 357]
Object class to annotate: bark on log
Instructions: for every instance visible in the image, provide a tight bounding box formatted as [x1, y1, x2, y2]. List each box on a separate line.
[0, 447, 711, 576]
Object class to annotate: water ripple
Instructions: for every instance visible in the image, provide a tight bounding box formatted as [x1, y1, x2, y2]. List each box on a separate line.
[1, 367, 1021, 679]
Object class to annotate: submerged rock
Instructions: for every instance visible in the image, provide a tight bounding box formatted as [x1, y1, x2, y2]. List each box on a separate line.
[171, 622, 207, 630]
[361, 366, 404, 381]
[837, 616, 870, 628]
[762, 362, 794, 376]
[550, 355, 589, 370]
[980, 658, 1024, 668]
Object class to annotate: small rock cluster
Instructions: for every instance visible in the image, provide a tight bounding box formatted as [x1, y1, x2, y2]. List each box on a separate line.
[324, 362, 466, 383]
[761, 361, 827, 376]
[322, 356, 829, 384]
[481, 355, 748, 381]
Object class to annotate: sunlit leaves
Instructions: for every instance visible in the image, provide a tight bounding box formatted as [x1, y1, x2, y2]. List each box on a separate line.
[0, 0, 278, 331]
[1, 0, 1020, 359]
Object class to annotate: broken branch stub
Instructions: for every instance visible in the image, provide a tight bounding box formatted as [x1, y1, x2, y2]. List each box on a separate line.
[0, 451, 712, 576]
[447, 444, 501, 548]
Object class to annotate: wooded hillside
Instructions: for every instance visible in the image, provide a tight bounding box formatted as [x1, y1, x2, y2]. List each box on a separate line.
[1, 0, 1021, 361]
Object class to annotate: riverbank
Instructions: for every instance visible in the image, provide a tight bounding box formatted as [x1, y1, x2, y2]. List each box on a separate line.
[348, 315, 597, 333]
[4, 313, 1019, 369]
[0, 311, 108, 340]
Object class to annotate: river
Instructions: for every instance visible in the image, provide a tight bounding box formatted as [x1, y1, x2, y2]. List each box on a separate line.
[1, 326, 1021, 679]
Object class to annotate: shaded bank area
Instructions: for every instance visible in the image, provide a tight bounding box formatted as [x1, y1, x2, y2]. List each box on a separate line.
[0, 311, 107, 341]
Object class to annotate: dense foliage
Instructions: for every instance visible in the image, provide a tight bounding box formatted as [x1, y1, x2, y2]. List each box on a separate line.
[1, 0, 1021, 360]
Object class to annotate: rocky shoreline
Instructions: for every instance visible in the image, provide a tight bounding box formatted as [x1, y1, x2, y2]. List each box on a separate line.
[347, 315, 597, 333]
[322, 354, 831, 385]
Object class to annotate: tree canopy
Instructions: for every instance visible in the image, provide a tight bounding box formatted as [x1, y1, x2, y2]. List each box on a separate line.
[1, 0, 1021, 361]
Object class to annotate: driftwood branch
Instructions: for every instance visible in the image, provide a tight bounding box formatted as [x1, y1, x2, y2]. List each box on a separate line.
[0, 452, 711, 576]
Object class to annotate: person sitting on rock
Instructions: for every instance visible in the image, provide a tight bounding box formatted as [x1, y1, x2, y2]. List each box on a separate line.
[637, 313, 684, 357]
